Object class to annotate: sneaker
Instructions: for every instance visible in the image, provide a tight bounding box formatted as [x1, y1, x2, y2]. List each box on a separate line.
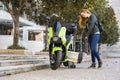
[98, 61, 102, 68]
[88, 63, 96, 68]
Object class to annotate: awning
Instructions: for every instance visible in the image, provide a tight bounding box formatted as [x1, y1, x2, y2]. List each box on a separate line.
[0, 21, 13, 27]
[0, 10, 36, 26]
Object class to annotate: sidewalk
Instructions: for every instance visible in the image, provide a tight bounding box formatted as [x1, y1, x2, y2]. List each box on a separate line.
[1, 49, 120, 77]
[0, 51, 91, 77]
[0, 52, 49, 77]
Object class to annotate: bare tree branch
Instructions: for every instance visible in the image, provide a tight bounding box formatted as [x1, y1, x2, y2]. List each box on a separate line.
[18, 0, 27, 13]
[1, 1, 14, 18]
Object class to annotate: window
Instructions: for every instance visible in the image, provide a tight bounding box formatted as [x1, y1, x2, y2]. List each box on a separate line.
[0, 5, 3, 10]
[0, 21, 13, 35]
[19, 30, 23, 40]
[28, 30, 42, 41]
[0, 25, 12, 35]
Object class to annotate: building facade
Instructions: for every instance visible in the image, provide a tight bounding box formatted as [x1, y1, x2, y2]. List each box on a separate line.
[0, 2, 46, 52]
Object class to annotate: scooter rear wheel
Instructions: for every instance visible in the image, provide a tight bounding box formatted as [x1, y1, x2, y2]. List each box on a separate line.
[77, 51, 83, 63]
[63, 61, 69, 66]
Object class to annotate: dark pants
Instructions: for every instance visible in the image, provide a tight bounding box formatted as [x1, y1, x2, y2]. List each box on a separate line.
[66, 34, 72, 45]
[88, 34, 101, 63]
[66, 34, 72, 50]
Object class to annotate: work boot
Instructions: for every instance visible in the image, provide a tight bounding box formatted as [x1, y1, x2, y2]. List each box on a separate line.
[63, 61, 76, 68]
[68, 61, 76, 69]
[88, 63, 96, 68]
[68, 61, 76, 68]
[98, 61, 102, 68]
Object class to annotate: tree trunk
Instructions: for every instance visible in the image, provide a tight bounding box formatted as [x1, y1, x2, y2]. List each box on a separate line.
[44, 25, 48, 51]
[13, 16, 19, 47]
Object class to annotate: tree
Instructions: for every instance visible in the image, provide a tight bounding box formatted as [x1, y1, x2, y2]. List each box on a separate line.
[90, 0, 119, 45]
[25, 0, 119, 50]
[99, 7, 119, 45]
[24, 0, 49, 51]
[0, 0, 28, 47]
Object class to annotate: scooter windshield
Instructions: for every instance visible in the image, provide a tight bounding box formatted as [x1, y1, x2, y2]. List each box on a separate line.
[53, 21, 61, 36]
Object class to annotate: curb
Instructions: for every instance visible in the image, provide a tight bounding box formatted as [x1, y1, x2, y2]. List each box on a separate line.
[0, 51, 91, 77]
[0, 63, 49, 77]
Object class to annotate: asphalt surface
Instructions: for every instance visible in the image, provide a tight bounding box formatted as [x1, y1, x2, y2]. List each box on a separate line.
[0, 57, 120, 80]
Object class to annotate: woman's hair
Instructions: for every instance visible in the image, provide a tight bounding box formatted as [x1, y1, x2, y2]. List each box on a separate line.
[78, 9, 91, 29]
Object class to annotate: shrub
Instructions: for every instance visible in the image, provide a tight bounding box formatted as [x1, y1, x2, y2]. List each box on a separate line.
[7, 45, 25, 49]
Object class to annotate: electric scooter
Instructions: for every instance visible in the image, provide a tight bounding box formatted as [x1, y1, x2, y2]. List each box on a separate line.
[48, 21, 77, 70]
[48, 21, 83, 70]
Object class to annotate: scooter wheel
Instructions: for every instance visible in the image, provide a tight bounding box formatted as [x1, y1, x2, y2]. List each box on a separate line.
[63, 61, 69, 66]
[77, 51, 83, 63]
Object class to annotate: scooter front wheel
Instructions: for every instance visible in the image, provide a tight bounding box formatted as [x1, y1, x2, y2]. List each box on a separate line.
[50, 51, 62, 70]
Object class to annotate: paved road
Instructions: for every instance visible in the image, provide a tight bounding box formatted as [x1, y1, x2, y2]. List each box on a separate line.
[0, 58, 120, 80]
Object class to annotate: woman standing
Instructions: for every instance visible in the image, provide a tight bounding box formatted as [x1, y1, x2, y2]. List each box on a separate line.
[79, 9, 102, 68]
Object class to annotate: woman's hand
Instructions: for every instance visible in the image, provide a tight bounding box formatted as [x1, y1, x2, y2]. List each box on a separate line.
[85, 36, 88, 41]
